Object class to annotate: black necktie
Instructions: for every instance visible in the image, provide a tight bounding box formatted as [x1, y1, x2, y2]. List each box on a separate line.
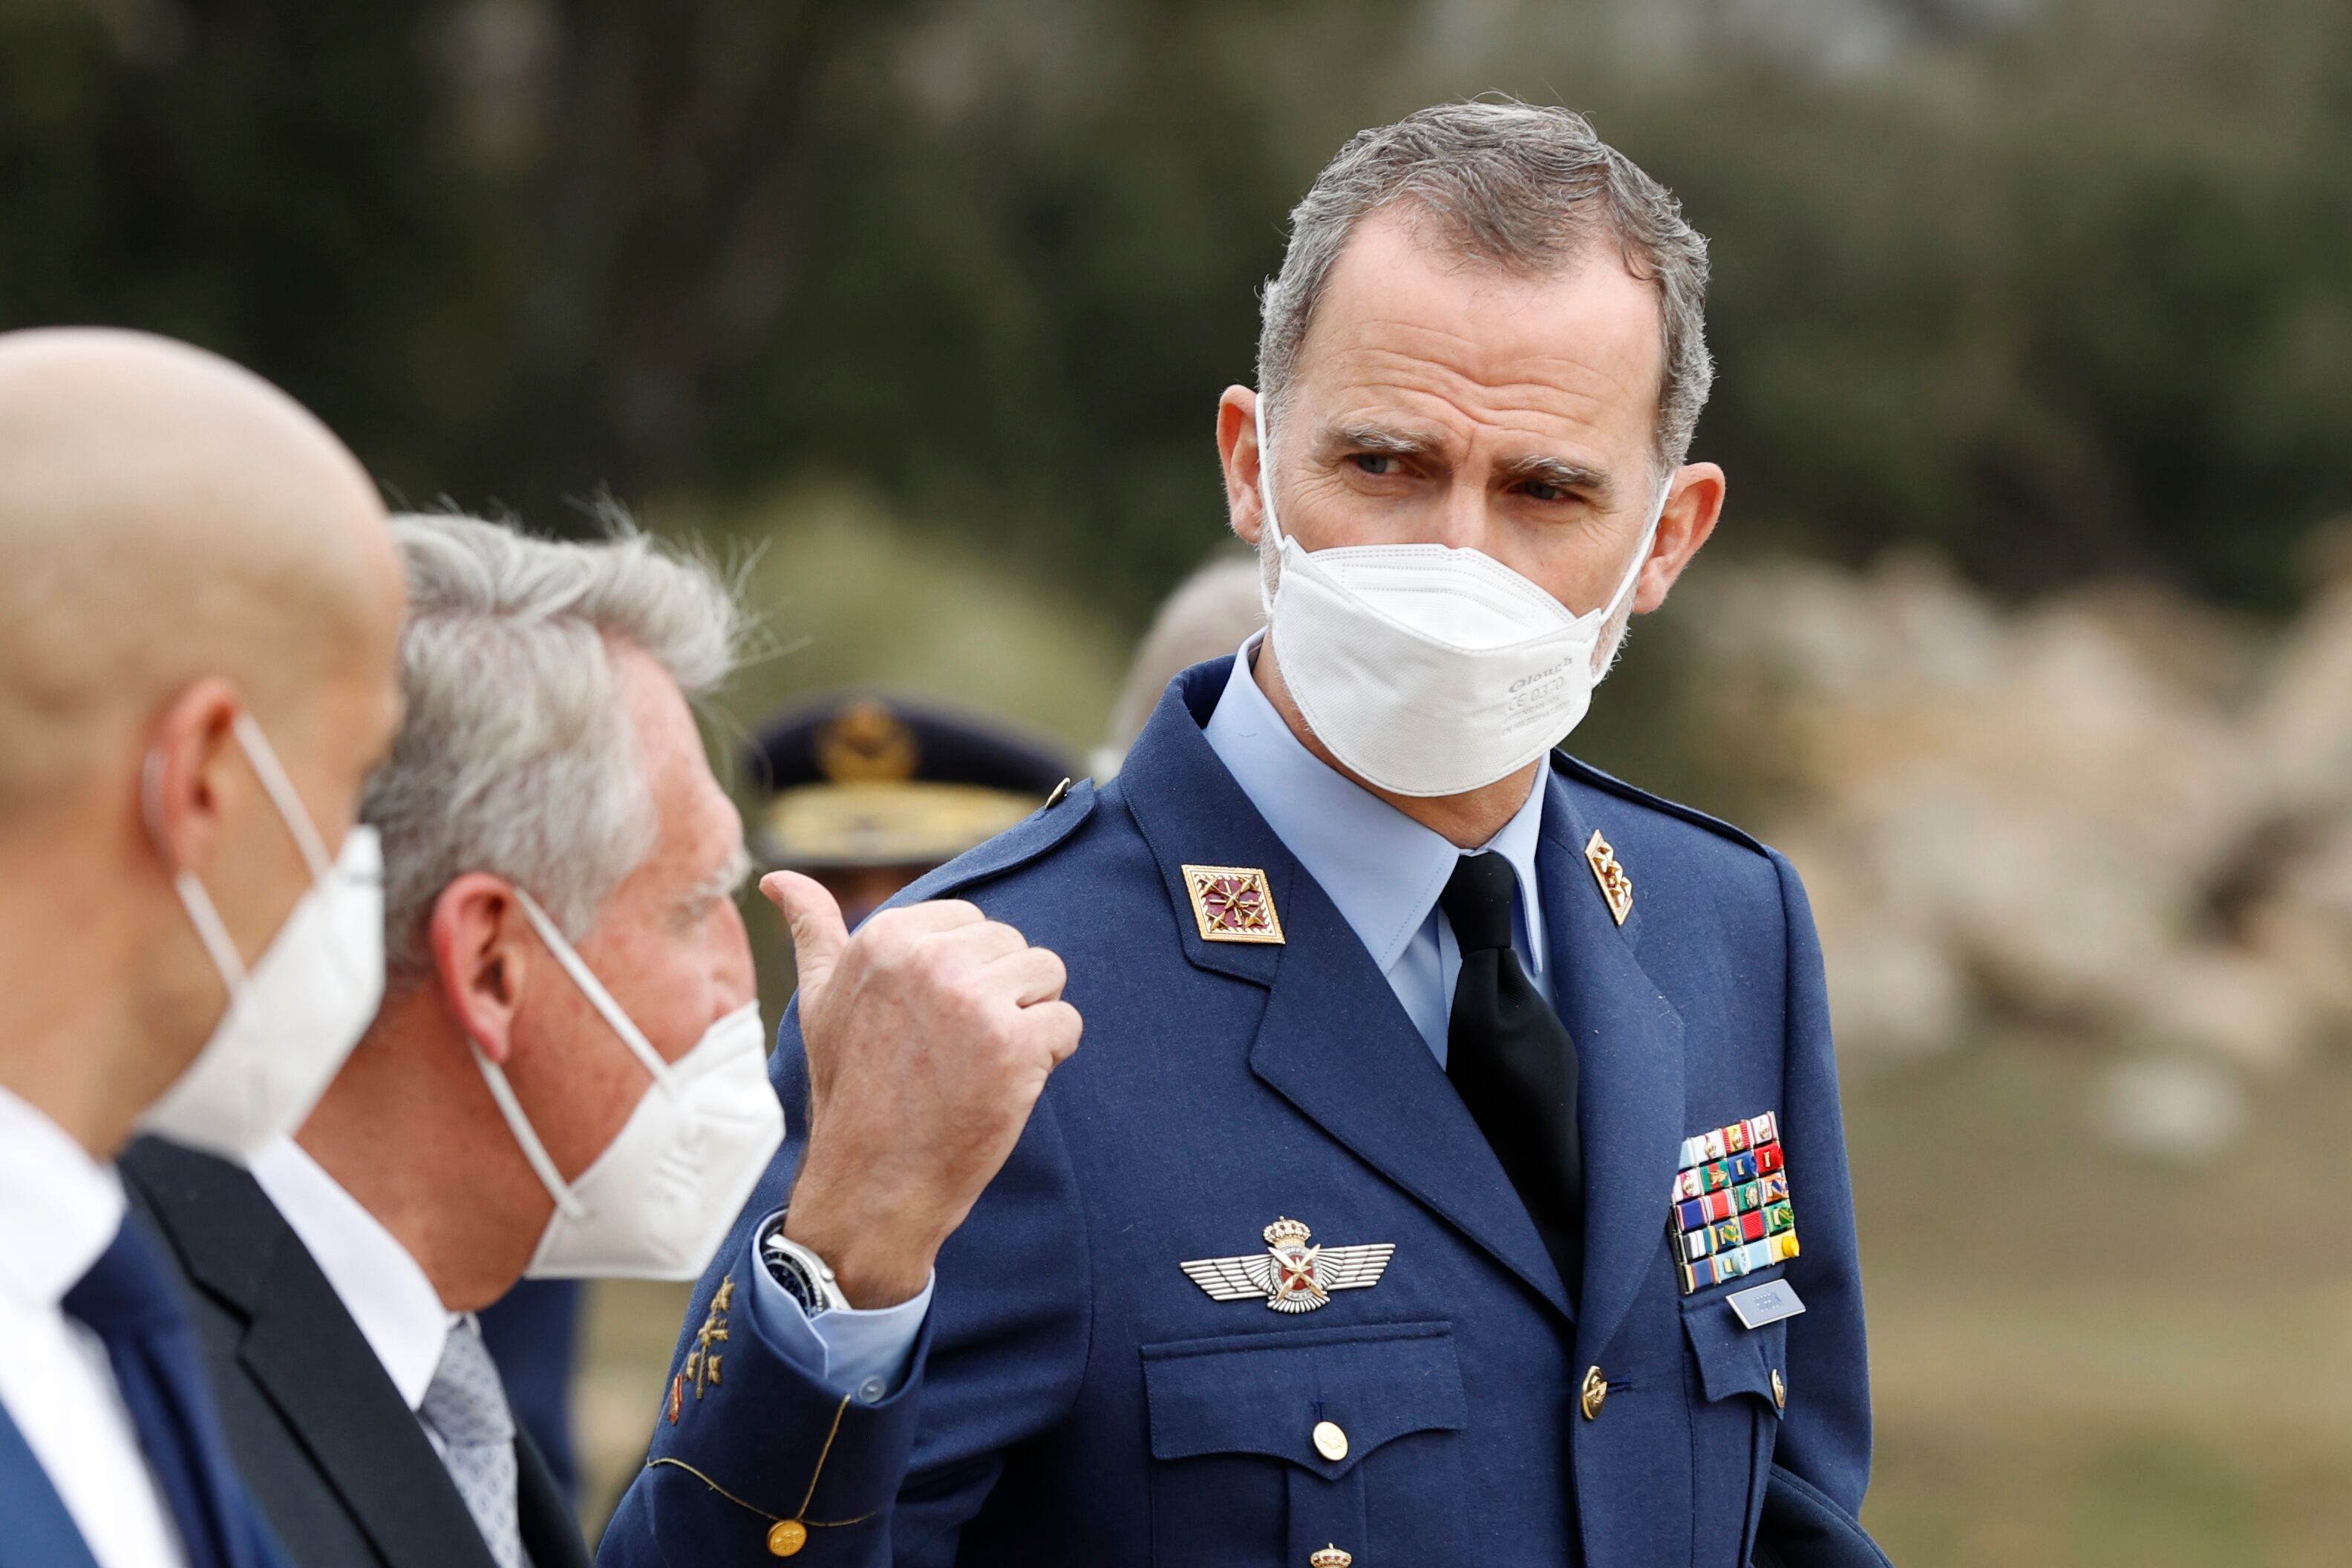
[1441, 852, 1584, 1298]
[63, 1218, 262, 1568]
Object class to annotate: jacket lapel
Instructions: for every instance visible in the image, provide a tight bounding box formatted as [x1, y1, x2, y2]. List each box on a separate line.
[1539, 771, 1687, 1371]
[127, 1141, 497, 1568]
[516, 1425, 590, 1568]
[237, 1246, 500, 1568]
[1120, 662, 1575, 1323]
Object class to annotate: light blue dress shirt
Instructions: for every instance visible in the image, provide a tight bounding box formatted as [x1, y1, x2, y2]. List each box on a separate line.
[745, 1261, 931, 1407]
[757, 634, 1554, 1391]
[1200, 633, 1555, 1063]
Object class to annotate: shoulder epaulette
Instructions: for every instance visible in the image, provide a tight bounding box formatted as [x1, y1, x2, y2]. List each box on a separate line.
[1551, 750, 1770, 858]
[892, 778, 1100, 904]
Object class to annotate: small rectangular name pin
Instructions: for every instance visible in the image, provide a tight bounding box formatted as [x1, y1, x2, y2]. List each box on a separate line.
[1726, 1280, 1806, 1330]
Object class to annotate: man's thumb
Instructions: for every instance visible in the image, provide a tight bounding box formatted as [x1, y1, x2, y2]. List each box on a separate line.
[764, 871, 849, 995]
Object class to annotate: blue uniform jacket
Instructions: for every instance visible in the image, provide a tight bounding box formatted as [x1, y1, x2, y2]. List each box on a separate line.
[601, 658, 1873, 1567]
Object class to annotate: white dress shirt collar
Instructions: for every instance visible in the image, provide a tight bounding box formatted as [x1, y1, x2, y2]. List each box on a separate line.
[251, 1137, 456, 1411]
[1201, 633, 1551, 978]
[0, 1085, 125, 1312]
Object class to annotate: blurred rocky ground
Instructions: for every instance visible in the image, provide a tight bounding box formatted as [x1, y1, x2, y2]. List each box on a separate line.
[1668, 533, 2352, 1157]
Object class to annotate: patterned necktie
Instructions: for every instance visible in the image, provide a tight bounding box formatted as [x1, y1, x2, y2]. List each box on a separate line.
[421, 1317, 523, 1568]
[62, 1218, 262, 1568]
[1440, 852, 1584, 1300]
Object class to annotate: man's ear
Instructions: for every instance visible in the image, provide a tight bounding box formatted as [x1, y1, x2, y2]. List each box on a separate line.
[428, 873, 531, 1065]
[141, 677, 249, 881]
[1215, 385, 1267, 548]
[1632, 461, 1727, 615]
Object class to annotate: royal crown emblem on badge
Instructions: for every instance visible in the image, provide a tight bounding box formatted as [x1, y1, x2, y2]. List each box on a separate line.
[1180, 1218, 1394, 1313]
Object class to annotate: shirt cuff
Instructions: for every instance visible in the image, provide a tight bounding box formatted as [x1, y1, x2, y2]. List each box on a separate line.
[743, 1222, 933, 1405]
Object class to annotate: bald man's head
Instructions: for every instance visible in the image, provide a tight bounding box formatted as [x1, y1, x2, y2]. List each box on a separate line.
[0, 328, 406, 1156]
[0, 328, 402, 820]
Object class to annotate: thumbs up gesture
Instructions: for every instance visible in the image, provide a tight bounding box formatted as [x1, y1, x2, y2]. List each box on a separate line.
[763, 872, 1082, 1309]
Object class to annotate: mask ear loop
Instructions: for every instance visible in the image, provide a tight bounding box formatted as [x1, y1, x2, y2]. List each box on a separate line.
[1252, 391, 1288, 616]
[1593, 474, 1675, 628]
[471, 1046, 588, 1221]
[512, 889, 679, 1094]
[143, 745, 253, 996]
[231, 711, 337, 881]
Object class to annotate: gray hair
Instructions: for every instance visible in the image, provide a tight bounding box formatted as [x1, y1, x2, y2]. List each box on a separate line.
[1257, 98, 1714, 471]
[365, 512, 742, 982]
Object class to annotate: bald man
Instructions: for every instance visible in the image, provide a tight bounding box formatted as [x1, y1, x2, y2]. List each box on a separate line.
[0, 328, 405, 1568]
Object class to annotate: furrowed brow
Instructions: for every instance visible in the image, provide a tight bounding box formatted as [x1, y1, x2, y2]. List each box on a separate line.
[1498, 453, 1616, 502]
[1322, 423, 1446, 463]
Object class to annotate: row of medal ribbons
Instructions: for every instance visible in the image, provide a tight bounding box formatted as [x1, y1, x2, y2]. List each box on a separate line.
[1676, 1111, 1778, 1172]
[1678, 1192, 1796, 1261]
[1681, 1229, 1801, 1292]
[1674, 1170, 1791, 1234]
[1670, 1140, 1786, 1203]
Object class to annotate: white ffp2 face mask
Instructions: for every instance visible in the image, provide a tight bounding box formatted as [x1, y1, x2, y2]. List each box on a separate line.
[1255, 395, 1667, 797]
[140, 713, 387, 1164]
[473, 889, 783, 1281]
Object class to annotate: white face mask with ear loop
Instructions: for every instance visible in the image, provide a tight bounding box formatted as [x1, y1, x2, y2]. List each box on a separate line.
[1252, 393, 1669, 798]
[471, 888, 783, 1281]
[140, 711, 387, 1163]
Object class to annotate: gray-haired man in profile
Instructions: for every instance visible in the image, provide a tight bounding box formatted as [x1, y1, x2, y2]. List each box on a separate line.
[604, 97, 1885, 1568]
[123, 514, 1080, 1568]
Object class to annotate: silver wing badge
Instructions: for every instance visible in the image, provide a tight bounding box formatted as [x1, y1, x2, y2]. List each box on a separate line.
[1180, 1218, 1396, 1313]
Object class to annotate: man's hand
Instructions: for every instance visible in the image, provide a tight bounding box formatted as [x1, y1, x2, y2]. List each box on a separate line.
[765, 872, 1082, 1309]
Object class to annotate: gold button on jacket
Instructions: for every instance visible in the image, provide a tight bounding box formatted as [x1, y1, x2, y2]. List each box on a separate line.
[1579, 1365, 1609, 1420]
[1311, 1420, 1349, 1462]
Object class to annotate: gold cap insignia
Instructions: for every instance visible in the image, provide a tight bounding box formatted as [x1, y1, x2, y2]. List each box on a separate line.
[1311, 1547, 1354, 1567]
[1180, 864, 1284, 944]
[816, 699, 920, 783]
[1585, 829, 1633, 926]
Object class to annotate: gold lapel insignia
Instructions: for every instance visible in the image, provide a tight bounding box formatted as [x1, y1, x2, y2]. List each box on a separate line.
[1585, 829, 1633, 926]
[1180, 864, 1285, 944]
[1180, 1218, 1395, 1313]
[676, 1275, 734, 1415]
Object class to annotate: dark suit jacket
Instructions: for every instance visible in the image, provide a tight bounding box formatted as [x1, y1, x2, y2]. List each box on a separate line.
[121, 1137, 592, 1568]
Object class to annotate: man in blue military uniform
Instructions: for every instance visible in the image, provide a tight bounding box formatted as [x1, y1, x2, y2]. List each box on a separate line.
[601, 99, 1886, 1567]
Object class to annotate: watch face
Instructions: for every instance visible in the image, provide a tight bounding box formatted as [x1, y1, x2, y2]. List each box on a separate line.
[762, 1228, 826, 1315]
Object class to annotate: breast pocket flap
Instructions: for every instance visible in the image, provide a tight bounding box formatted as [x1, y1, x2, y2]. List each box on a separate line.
[1142, 1321, 1466, 1480]
[1682, 1298, 1790, 1414]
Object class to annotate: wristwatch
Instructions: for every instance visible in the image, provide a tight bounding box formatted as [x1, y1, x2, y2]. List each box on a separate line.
[758, 1212, 852, 1318]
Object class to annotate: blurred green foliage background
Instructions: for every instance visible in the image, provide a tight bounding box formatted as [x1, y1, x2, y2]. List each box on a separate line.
[7, 0, 2352, 618]
[11, 1, 2352, 1562]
